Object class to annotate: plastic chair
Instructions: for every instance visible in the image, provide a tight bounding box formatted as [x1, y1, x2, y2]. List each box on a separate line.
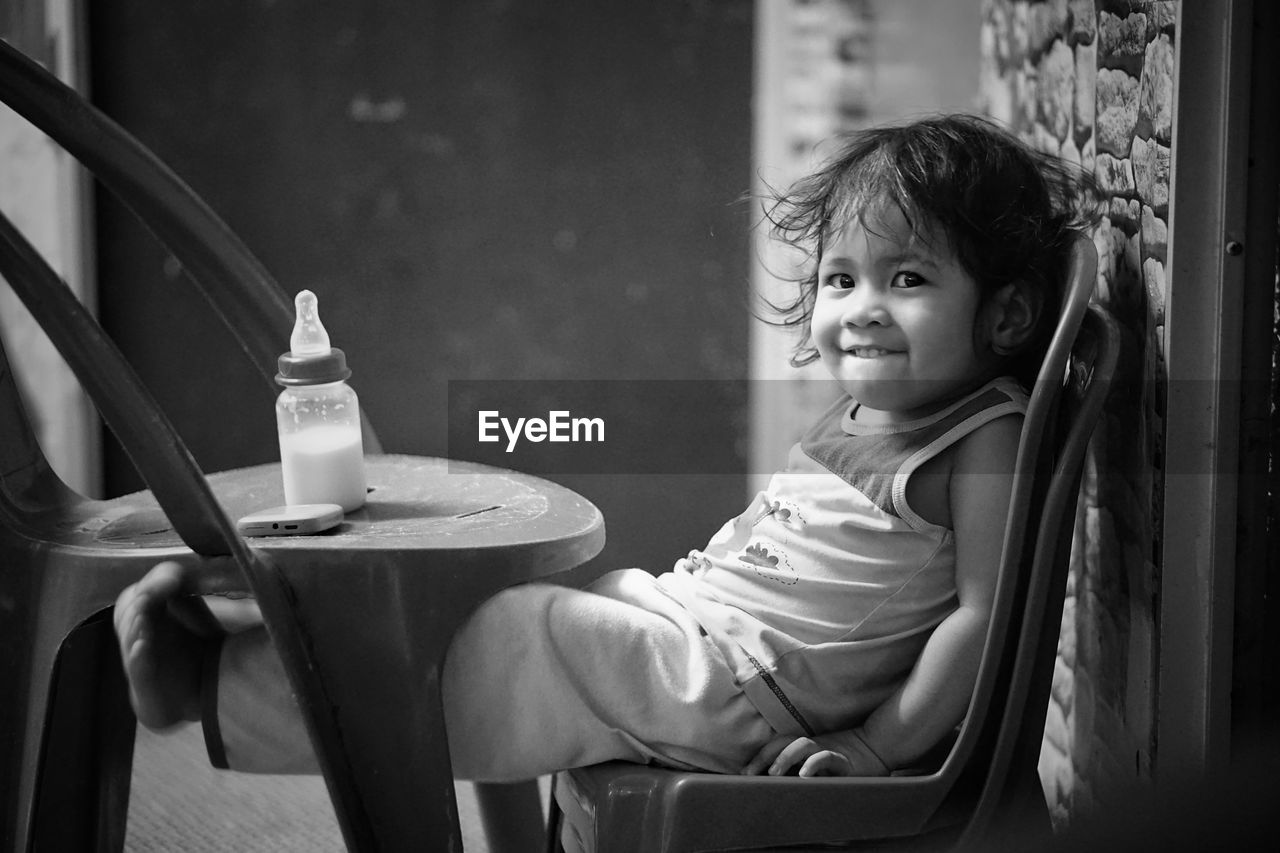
[550, 235, 1120, 852]
[1, 37, 604, 853]
[0, 34, 327, 853]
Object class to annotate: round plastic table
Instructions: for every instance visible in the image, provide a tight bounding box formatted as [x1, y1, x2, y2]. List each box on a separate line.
[183, 455, 606, 852]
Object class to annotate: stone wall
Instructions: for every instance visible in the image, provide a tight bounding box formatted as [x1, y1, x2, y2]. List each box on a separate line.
[979, 0, 1172, 828]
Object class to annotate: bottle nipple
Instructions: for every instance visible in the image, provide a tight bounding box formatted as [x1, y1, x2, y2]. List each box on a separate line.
[290, 290, 332, 357]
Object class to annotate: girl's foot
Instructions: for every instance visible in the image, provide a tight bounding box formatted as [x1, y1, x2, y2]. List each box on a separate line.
[113, 561, 223, 730]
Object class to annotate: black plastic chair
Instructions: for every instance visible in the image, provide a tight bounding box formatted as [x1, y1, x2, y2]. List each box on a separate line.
[550, 235, 1120, 852]
[1, 37, 605, 853]
[0, 32, 393, 852]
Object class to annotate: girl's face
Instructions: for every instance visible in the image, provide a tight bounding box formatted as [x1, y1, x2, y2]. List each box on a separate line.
[811, 206, 1000, 423]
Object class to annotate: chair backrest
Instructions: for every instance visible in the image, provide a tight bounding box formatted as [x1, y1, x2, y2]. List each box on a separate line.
[918, 234, 1118, 835]
[0, 38, 288, 393]
[0, 38, 376, 834]
[935, 236, 1118, 842]
[1, 38, 272, 556]
[960, 302, 1118, 841]
[0, 204, 241, 554]
[0, 37, 379, 454]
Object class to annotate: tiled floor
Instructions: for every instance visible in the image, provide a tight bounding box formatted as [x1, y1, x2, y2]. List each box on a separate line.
[126, 723, 538, 852]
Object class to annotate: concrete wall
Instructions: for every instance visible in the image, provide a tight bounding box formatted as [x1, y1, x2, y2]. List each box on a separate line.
[86, 0, 755, 573]
[979, 0, 1173, 827]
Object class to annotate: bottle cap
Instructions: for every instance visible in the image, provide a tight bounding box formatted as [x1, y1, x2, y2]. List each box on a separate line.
[276, 290, 352, 386]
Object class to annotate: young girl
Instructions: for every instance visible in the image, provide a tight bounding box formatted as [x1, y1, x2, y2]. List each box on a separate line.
[115, 114, 1100, 782]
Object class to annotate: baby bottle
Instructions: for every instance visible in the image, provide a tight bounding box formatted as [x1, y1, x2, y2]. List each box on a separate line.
[275, 290, 367, 512]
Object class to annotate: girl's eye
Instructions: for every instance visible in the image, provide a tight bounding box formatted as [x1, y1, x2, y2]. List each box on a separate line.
[824, 273, 855, 289]
[892, 271, 926, 288]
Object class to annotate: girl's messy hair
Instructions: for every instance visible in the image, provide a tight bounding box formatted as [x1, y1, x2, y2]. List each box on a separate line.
[761, 113, 1103, 385]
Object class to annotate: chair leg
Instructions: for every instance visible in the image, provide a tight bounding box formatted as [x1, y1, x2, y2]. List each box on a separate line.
[30, 612, 136, 853]
[474, 779, 547, 853]
[968, 764, 1053, 852]
[546, 775, 567, 853]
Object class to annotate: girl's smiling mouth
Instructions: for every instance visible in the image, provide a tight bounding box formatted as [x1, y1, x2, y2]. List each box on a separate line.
[845, 346, 903, 358]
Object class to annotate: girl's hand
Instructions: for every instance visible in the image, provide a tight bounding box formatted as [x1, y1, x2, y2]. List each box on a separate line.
[740, 729, 890, 777]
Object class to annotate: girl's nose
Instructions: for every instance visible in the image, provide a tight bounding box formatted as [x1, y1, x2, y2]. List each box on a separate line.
[842, 287, 891, 327]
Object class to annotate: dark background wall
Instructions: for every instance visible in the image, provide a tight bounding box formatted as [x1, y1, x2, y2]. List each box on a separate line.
[88, 0, 754, 571]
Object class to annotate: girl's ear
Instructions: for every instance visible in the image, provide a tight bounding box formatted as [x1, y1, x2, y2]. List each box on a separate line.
[986, 282, 1041, 355]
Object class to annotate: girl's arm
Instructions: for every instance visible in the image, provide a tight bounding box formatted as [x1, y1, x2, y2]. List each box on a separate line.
[744, 414, 1022, 776]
